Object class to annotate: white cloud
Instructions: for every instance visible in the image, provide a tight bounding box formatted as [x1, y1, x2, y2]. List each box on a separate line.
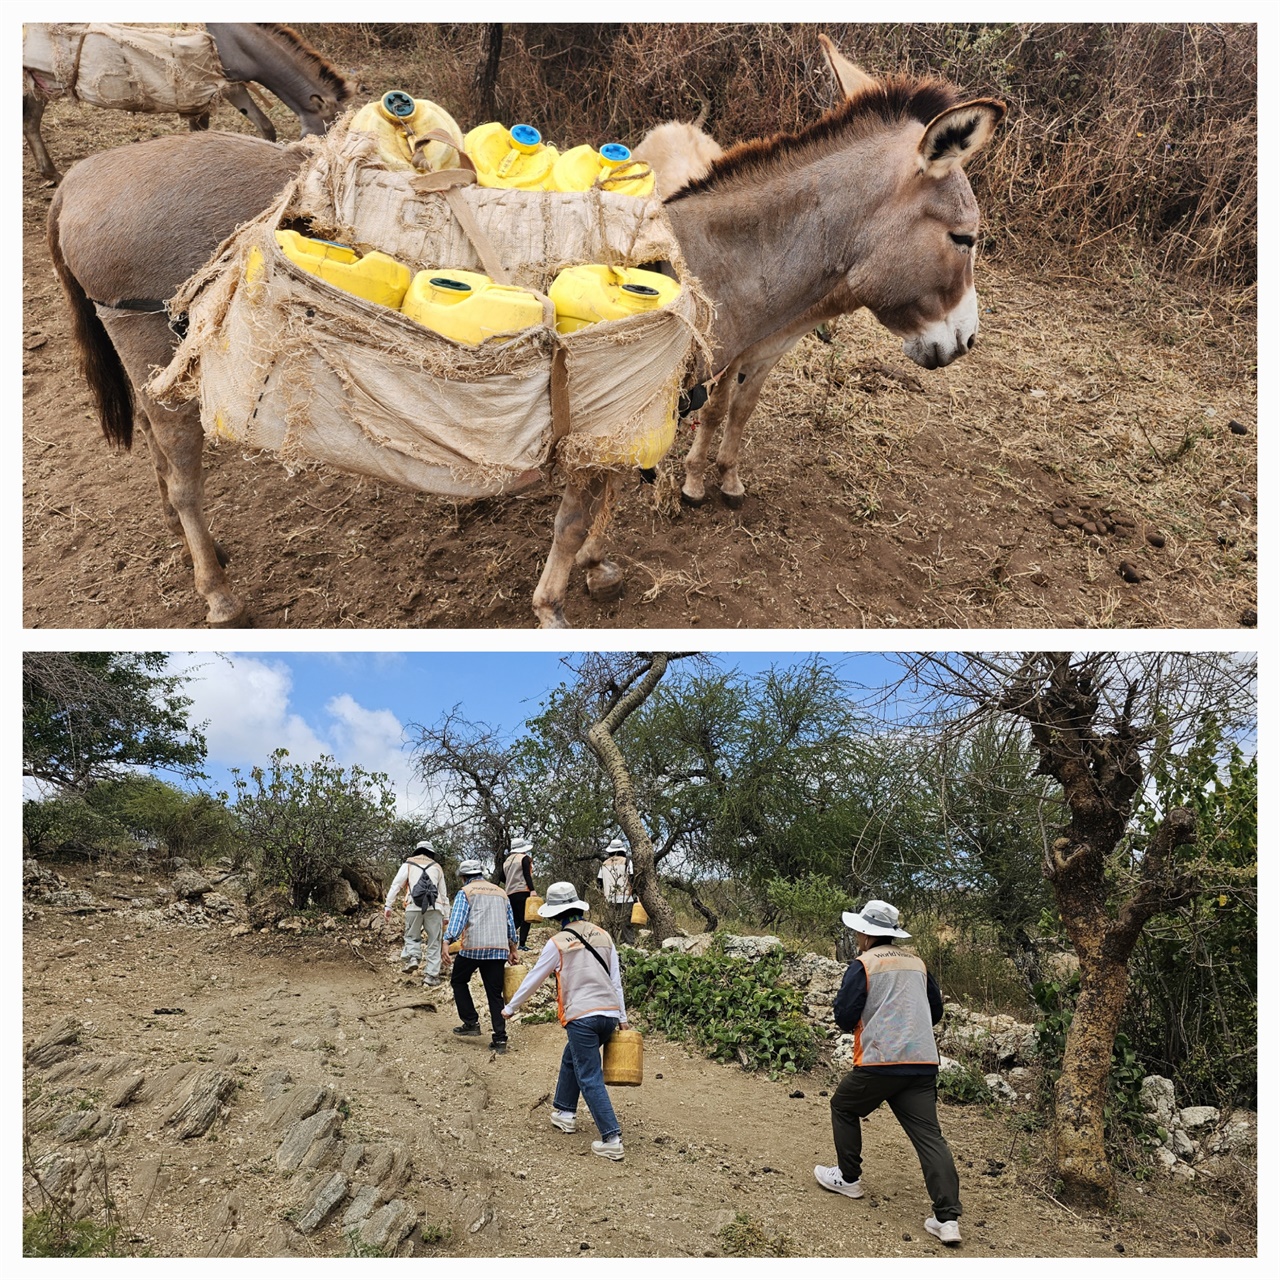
[169, 654, 327, 766]
[324, 693, 421, 814]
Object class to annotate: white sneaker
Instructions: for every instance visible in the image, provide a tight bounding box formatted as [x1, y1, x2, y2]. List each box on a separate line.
[550, 1110, 576, 1134]
[925, 1216, 961, 1245]
[591, 1138, 624, 1161]
[814, 1165, 864, 1198]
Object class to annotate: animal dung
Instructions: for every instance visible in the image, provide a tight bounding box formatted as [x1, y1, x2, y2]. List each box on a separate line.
[1145, 531, 1166, 548]
[1229, 419, 1248, 434]
[1118, 561, 1141, 583]
[1240, 607, 1257, 627]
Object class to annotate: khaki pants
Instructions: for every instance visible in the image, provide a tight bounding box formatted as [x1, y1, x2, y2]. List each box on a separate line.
[401, 906, 445, 978]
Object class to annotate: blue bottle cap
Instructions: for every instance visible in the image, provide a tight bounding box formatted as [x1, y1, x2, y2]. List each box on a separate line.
[382, 90, 416, 119]
[510, 124, 542, 148]
[600, 143, 631, 163]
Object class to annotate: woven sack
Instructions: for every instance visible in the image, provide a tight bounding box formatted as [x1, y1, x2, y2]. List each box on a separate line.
[23, 23, 224, 115]
[147, 124, 713, 496]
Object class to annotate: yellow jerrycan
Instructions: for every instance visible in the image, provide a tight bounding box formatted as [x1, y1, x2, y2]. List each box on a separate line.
[524, 894, 545, 923]
[503, 962, 530, 1003]
[602, 1027, 644, 1086]
[549, 264, 681, 334]
[464, 122, 560, 190]
[273, 230, 412, 309]
[401, 269, 546, 345]
[630, 900, 649, 926]
[349, 89, 463, 171]
[553, 143, 655, 197]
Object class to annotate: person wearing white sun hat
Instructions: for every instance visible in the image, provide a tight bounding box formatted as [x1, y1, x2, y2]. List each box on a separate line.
[502, 880, 630, 1161]
[813, 899, 963, 1247]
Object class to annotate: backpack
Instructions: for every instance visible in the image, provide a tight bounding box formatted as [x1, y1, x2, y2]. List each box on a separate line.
[408, 858, 439, 910]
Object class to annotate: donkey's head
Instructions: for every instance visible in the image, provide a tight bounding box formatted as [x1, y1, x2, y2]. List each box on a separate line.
[817, 38, 1004, 369]
[866, 98, 1004, 369]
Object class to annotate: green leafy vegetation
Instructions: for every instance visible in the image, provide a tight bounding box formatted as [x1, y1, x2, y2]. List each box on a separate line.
[622, 940, 818, 1075]
[937, 1061, 993, 1105]
[23, 1209, 121, 1258]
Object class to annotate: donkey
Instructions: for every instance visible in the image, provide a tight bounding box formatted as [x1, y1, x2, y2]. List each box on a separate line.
[46, 70, 1002, 628]
[23, 22, 356, 182]
[644, 35, 994, 507]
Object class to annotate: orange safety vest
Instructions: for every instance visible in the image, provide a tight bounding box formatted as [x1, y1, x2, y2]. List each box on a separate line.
[853, 946, 940, 1067]
[550, 922, 619, 1026]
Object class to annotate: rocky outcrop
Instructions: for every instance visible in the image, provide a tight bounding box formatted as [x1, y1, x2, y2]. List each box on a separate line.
[1138, 1073, 1256, 1180]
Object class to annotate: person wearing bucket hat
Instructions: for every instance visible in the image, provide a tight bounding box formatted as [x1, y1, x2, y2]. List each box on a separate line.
[444, 857, 519, 1053]
[597, 836, 636, 945]
[502, 837, 537, 951]
[502, 881, 630, 1161]
[383, 840, 450, 985]
[814, 899, 963, 1247]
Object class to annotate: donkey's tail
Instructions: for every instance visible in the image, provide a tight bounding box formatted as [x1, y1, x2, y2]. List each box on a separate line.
[46, 184, 134, 450]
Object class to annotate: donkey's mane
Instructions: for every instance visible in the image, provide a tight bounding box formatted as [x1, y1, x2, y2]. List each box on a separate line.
[665, 75, 962, 204]
[257, 23, 357, 101]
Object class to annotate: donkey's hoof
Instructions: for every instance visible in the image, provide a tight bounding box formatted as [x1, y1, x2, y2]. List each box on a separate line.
[680, 487, 707, 508]
[587, 561, 625, 603]
[720, 488, 747, 510]
[206, 598, 250, 628]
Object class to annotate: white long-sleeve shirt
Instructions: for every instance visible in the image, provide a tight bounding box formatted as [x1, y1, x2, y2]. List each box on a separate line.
[502, 930, 628, 1022]
[384, 859, 449, 914]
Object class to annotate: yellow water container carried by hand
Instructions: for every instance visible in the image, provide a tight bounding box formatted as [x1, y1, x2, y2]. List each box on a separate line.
[553, 143, 655, 197]
[464, 122, 560, 190]
[401, 269, 547, 345]
[603, 1027, 644, 1086]
[273, 230, 412, 309]
[503, 962, 530, 1003]
[524, 894, 545, 923]
[349, 89, 463, 171]
[630, 901, 649, 926]
[549, 264, 681, 334]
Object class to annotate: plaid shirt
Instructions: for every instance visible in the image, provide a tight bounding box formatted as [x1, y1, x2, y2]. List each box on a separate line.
[445, 881, 517, 960]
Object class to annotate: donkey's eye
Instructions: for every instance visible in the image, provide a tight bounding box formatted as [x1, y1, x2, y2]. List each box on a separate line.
[950, 233, 975, 249]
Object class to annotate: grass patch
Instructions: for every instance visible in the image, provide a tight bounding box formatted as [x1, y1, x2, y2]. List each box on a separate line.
[717, 1212, 793, 1258]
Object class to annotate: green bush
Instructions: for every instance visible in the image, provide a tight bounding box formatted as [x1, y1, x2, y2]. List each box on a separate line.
[22, 1209, 121, 1258]
[621, 939, 818, 1074]
[937, 1061, 992, 1104]
[22, 795, 137, 860]
[763, 873, 847, 945]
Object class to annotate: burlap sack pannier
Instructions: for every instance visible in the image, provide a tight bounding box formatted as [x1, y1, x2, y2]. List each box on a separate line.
[147, 125, 714, 496]
[23, 23, 224, 116]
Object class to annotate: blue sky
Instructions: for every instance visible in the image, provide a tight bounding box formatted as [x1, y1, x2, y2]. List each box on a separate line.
[164, 651, 903, 813]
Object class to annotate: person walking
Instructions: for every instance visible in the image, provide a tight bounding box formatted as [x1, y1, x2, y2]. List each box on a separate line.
[596, 837, 636, 946]
[502, 881, 629, 1161]
[383, 841, 450, 986]
[814, 898, 963, 1247]
[445, 858, 518, 1054]
[502, 837, 536, 951]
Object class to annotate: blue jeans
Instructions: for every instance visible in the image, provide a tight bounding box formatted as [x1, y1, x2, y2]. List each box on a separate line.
[553, 1015, 620, 1141]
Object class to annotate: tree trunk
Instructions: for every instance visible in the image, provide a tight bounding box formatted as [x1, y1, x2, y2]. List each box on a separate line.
[584, 653, 693, 946]
[1053, 946, 1130, 1204]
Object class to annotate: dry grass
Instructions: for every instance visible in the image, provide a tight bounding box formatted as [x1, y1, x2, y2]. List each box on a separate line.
[303, 22, 1256, 289]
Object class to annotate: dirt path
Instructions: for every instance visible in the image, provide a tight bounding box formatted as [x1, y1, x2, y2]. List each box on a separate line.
[22, 94, 1256, 631]
[22, 868, 1255, 1258]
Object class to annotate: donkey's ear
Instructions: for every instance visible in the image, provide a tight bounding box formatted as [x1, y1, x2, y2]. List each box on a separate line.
[917, 99, 1006, 178]
[818, 33, 877, 101]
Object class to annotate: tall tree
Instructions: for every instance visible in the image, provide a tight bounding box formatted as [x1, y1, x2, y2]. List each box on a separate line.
[23, 652, 206, 792]
[898, 651, 1255, 1204]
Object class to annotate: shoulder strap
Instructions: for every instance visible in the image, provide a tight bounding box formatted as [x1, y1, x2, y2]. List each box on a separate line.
[562, 925, 611, 975]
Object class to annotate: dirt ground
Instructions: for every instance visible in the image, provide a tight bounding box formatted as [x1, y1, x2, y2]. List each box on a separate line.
[21, 86, 1256, 631]
[22, 864, 1258, 1259]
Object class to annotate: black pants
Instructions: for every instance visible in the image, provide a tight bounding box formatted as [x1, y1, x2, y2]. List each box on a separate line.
[451, 955, 507, 1038]
[508, 892, 531, 947]
[830, 1069, 962, 1221]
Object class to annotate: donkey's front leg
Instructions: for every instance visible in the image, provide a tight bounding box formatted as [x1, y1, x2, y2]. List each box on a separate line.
[220, 82, 277, 141]
[23, 92, 60, 182]
[532, 477, 599, 628]
[714, 355, 781, 507]
[575, 472, 623, 601]
[681, 362, 738, 506]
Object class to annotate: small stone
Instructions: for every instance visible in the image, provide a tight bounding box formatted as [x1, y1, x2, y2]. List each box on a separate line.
[903, 1233, 912, 1241]
[789, 1090, 805, 1099]
[24, 334, 48, 350]
[1115, 1243, 1125, 1253]
[1240, 608, 1257, 628]
[655, 1073, 663, 1080]
[1228, 419, 1248, 435]
[1118, 561, 1141, 583]
[1145, 531, 1166, 548]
